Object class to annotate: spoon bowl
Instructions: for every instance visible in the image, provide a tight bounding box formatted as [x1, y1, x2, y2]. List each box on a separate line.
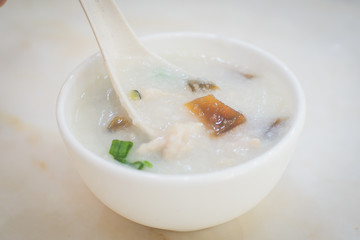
[80, 0, 193, 138]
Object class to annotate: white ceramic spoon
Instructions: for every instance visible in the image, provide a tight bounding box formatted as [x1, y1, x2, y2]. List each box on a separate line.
[79, 0, 192, 138]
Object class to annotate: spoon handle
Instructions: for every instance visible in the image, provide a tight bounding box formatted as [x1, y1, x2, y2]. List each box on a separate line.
[79, 0, 150, 60]
[79, 0, 160, 137]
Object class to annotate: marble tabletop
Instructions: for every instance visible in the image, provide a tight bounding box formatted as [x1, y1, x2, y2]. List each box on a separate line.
[1, 0, 359, 239]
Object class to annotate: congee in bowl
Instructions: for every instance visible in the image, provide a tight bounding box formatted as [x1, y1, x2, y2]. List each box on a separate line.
[57, 33, 305, 230]
[70, 34, 295, 174]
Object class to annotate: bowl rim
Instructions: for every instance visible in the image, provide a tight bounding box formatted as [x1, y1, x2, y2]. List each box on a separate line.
[56, 32, 306, 183]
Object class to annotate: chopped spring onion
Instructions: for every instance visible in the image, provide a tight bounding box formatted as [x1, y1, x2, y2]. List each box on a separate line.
[129, 160, 153, 170]
[128, 90, 141, 100]
[153, 68, 172, 78]
[109, 139, 152, 170]
[109, 140, 133, 162]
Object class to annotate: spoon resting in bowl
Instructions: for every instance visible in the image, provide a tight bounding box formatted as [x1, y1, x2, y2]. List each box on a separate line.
[79, 0, 202, 138]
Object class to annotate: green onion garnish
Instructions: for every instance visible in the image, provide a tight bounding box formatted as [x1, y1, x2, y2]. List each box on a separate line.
[128, 90, 141, 100]
[143, 161, 153, 168]
[109, 140, 133, 161]
[109, 139, 152, 170]
[153, 67, 172, 78]
[129, 161, 144, 170]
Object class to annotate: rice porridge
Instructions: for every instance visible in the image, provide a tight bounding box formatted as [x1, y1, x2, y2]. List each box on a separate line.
[71, 50, 294, 174]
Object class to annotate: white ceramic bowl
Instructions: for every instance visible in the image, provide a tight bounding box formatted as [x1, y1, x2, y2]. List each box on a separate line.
[57, 32, 305, 231]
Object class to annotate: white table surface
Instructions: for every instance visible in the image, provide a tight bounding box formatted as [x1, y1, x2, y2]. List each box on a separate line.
[1, 0, 359, 239]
